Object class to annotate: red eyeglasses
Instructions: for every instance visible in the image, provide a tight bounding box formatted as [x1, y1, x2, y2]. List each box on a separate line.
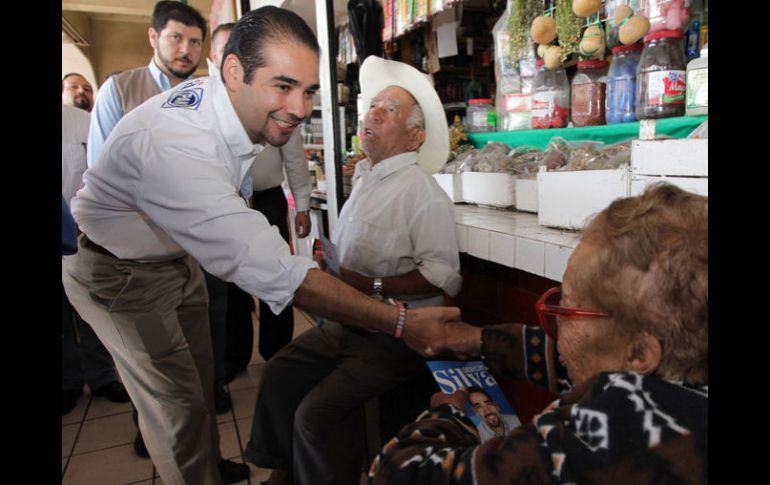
[535, 287, 610, 340]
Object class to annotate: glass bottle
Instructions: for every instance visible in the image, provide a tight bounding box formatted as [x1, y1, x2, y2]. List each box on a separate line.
[606, 43, 643, 124]
[685, 44, 707, 116]
[636, 30, 687, 119]
[571, 59, 609, 127]
[532, 59, 570, 129]
[686, 14, 701, 58]
[467, 99, 496, 133]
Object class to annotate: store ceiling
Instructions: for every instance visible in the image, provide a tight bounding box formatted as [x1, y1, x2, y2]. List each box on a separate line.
[62, 0, 213, 32]
[62, 0, 354, 46]
[61, 0, 212, 45]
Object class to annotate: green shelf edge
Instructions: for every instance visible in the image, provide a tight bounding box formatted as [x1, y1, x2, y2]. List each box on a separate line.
[466, 116, 708, 150]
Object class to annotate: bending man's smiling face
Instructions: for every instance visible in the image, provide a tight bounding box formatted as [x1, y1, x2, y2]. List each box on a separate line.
[225, 41, 319, 146]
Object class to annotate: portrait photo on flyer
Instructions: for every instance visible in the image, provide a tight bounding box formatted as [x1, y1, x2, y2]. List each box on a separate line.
[427, 360, 521, 442]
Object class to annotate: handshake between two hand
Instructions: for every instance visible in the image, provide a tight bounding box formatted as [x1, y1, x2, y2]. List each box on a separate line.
[400, 306, 483, 360]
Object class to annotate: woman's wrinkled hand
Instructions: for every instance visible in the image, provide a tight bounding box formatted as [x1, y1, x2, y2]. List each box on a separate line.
[430, 388, 468, 410]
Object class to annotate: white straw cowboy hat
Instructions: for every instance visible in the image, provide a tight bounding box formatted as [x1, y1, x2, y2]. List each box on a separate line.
[359, 55, 449, 175]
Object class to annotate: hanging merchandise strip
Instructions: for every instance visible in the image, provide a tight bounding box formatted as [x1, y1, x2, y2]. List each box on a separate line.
[508, 0, 546, 60]
[337, 23, 358, 66]
[554, 0, 583, 62]
[383, 0, 485, 43]
[414, 0, 429, 24]
[383, 0, 393, 42]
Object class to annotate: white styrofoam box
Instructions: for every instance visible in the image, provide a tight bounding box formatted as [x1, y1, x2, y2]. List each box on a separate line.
[545, 244, 573, 282]
[467, 227, 490, 260]
[537, 167, 630, 230]
[433, 173, 462, 203]
[489, 231, 516, 268]
[631, 175, 708, 197]
[514, 237, 545, 276]
[515, 178, 538, 213]
[460, 172, 516, 208]
[631, 139, 708, 177]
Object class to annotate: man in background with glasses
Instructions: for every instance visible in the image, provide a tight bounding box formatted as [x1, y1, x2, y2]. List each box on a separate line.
[370, 183, 708, 485]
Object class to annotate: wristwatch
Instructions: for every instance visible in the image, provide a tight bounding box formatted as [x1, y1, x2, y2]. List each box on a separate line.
[373, 277, 383, 296]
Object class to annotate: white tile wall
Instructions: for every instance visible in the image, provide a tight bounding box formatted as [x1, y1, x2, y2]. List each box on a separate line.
[545, 244, 572, 282]
[467, 227, 490, 260]
[489, 232, 516, 268]
[515, 237, 545, 276]
[454, 205, 578, 282]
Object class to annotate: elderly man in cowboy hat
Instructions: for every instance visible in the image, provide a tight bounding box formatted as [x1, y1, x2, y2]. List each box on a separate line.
[245, 56, 462, 485]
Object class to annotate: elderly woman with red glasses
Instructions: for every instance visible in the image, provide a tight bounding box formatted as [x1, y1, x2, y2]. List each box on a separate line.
[369, 183, 707, 484]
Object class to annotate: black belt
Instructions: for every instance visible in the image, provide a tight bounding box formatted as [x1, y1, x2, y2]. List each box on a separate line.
[81, 235, 118, 258]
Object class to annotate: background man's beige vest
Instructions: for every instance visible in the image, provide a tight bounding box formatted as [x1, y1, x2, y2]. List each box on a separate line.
[112, 66, 162, 114]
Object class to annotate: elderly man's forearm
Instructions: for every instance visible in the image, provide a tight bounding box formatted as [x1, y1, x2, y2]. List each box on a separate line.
[339, 267, 442, 299]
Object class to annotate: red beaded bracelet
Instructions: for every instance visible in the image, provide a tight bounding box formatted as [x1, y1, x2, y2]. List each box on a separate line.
[393, 302, 407, 339]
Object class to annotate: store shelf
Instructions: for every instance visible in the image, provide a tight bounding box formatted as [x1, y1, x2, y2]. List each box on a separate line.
[443, 101, 468, 110]
[310, 190, 328, 211]
[304, 144, 324, 149]
[467, 115, 707, 150]
[454, 204, 579, 282]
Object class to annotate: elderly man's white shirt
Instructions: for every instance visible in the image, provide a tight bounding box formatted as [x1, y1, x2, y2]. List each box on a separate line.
[334, 152, 462, 308]
[62, 104, 91, 207]
[72, 76, 316, 314]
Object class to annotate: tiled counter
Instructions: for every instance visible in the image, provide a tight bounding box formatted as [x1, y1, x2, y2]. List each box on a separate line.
[454, 205, 580, 282]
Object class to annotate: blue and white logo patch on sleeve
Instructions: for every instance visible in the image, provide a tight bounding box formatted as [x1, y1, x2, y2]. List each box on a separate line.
[162, 84, 204, 110]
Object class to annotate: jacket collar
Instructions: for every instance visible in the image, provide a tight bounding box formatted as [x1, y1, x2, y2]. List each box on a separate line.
[210, 76, 264, 159]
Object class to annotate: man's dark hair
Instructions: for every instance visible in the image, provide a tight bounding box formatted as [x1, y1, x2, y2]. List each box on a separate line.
[467, 386, 492, 401]
[62, 72, 89, 92]
[212, 22, 235, 40]
[222, 6, 320, 84]
[152, 1, 207, 40]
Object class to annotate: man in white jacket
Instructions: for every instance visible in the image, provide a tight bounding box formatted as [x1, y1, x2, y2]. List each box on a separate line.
[62, 9, 459, 485]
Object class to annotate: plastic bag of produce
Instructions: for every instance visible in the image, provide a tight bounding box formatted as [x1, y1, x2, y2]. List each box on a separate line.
[508, 146, 545, 178]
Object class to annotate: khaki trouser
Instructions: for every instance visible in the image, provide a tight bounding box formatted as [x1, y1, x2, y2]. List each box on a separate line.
[62, 236, 223, 485]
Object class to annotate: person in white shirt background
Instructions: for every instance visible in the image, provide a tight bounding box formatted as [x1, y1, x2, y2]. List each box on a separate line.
[200, 20, 239, 416]
[238, 129, 313, 362]
[208, 20, 314, 374]
[62, 7, 460, 485]
[206, 22, 233, 80]
[245, 55, 462, 485]
[61, 98, 130, 416]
